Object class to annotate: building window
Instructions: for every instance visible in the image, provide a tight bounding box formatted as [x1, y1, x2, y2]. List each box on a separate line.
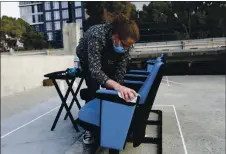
[53, 2, 59, 9]
[31, 14, 43, 23]
[61, 2, 68, 8]
[76, 19, 83, 29]
[74, 2, 81, 7]
[37, 4, 43, 12]
[32, 1, 40, 4]
[45, 12, 51, 21]
[20, 6, 32, 14]
[75, 8, 82, 18]
[62, 10, 68, 19]
[34, 5, 38, 13]
[35, 15, 38, 23]
[38, 14, 44, 22]
[32, 6, 35, 13]
[35, 25, 39, 32]
[63, 20, 67, 24]
[45, 2, 51, 10]
[32, 15, 35, 23]
[54, 11, 60, 20]
[47, 32, 53, 41]
[19, 2, 32, 5]
[39, 24, 44, 32]
[54, 21, 61, 30]
[46, 22, 52, 31]
[22, 15, 33, 24]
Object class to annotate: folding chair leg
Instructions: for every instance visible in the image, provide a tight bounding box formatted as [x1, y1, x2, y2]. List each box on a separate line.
[64, 78, 84, 120]
[51, 79, 80, 132]
[51, 104, 64, 131]
[51, 103, 79, 132]
[64, 98, 74, 120]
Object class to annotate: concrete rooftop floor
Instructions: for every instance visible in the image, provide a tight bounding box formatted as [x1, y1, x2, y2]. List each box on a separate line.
[1, 75, 225, 154]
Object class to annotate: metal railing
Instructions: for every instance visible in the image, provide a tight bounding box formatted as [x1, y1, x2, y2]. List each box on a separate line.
[1, 48, 65, 56]
[130, 37, 226, 57]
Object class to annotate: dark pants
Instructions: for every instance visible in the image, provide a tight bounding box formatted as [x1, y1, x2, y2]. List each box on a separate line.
[84, 75, 100, 103]
[80, 62, 100, 103]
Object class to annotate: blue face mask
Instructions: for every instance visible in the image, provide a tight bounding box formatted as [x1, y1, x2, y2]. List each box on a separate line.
[113, 40, 128, 54]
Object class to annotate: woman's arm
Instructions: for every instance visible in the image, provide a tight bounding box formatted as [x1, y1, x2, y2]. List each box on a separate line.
[87, 35, 136, 101]
[87, 35, 110, 85]
[113, 52, 130, 85]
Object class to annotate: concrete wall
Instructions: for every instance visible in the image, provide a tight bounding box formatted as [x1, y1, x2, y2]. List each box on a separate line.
[1, 55, 74, 97]
[63, 23, 80, 55]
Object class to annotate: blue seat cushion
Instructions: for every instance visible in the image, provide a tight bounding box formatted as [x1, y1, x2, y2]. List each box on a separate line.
[78, 98, 100, 126]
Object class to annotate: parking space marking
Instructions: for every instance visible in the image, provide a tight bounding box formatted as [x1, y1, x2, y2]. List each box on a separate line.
[173, 105, 188, 154]
[1, 105, 188, 154]
[153, 105, 188, 154]
[1, 105, 60, 139]
[162, 78, 184, 86]
[154, 105, 174, 107]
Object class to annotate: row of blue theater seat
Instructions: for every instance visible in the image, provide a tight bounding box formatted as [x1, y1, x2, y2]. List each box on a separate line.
[78, 54, 165, 153]
[126, 53, 165, 75]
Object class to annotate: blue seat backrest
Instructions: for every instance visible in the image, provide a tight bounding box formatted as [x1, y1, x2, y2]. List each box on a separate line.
[131, 61, 164, 147]
[147, 56, 163, 72]
[138, 61, 164, 105]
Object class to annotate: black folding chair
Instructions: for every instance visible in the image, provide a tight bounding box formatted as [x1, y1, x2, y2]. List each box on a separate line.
[44, 70, 84, 132]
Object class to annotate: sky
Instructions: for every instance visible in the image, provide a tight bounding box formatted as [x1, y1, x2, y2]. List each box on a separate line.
[0, 1, 150, 18]
[131, 1, 150, 10]
[1, 2, 20, 18]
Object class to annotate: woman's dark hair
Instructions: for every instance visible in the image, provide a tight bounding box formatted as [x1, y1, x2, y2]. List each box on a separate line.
[106, 12, 140, 41]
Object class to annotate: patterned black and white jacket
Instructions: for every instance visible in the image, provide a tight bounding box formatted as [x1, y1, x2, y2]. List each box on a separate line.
[76, 23, 131, 86]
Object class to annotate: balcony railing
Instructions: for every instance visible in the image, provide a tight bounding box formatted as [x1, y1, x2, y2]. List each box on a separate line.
[19, 1, 42, 6]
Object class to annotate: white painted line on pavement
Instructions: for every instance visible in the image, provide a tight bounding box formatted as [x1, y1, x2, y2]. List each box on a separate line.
[149, 104, 188, 154]
[2, 102, 187, 154]
[162, 79, 184, 85]
[172, 105, 188, 154]
[165, 76, 170, 86]
[1, 105, 60, 139]
[1, 104, 172, 139]
[154, 104, 174, 107]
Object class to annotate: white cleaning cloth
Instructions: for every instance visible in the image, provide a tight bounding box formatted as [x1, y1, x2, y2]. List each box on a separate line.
[118, 92, 139, 103]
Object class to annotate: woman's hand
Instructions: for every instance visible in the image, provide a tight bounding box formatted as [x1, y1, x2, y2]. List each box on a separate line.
[116, 85, 137, 102]
[105, 79, 137, 102]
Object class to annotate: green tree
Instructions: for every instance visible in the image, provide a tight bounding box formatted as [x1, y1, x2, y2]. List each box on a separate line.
[171, 2, 201, 38]
[21, 27, 48, 50]
[1, 16, 28, 38]
[141, 2, 172, 23]
[203, 2, 226, 37]
[1, 15, 49, 50]
[137, 1, 225, 42]
[83, 2, 106, 31]
[138, 2, 177, 41]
